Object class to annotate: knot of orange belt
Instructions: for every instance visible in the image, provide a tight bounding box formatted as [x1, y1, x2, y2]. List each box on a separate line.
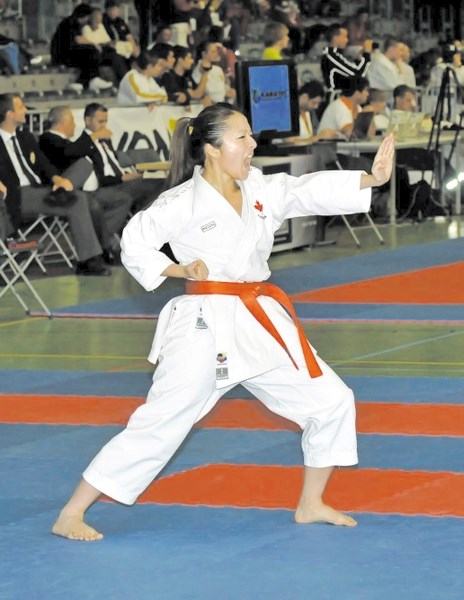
[184, 279, 323, 378]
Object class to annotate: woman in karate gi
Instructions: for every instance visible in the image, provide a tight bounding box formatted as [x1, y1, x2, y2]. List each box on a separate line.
[52, 104, 394, 541]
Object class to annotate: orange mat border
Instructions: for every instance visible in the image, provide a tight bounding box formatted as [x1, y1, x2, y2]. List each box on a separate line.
[2, 394, 464, 437]
[131, 464, 464, 517]
[291, 262, 464, 304]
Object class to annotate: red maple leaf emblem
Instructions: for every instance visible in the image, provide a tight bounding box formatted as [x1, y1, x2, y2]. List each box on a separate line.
[254, 200, 263, 212]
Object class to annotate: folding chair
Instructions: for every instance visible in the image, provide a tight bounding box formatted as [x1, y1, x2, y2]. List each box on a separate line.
[18, 214, 78, 271]
[0, 238, 52, 317]
[312, 142, 385, 248]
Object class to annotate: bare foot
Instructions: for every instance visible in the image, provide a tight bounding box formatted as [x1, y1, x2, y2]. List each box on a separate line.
[294, 502, 357, 527]
[52, 513, 103, 541]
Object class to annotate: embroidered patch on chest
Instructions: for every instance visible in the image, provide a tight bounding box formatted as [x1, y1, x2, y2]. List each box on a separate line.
[201, 221, 217, 232]
[254, 200, 266, 219]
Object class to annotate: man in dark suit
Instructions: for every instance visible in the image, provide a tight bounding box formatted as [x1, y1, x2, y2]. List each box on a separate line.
[39, 105, 133, 264]
[54, 102, 162, 215]
[0, 93, 110, 275]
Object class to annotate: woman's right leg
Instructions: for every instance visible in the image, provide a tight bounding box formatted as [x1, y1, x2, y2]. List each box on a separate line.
[52, 309, 227, 540]
[51, 479, 103, 541]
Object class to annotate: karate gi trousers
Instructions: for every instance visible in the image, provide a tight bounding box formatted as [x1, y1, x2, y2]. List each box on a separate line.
[83, 313, 358, 505]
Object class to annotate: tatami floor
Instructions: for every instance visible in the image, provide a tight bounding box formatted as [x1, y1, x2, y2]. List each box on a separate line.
[1, 216, 463, 599]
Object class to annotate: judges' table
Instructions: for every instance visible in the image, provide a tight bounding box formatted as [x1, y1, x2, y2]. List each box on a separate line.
[335, 132, 461, 224]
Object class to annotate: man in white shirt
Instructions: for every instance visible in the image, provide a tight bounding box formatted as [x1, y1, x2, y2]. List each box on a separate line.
[318, 76, 372, 140]
[396, 43, 417, 88]
[367, 38, 403, 92]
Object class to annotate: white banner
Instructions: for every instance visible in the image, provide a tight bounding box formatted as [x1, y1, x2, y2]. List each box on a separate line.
[71, 103, 203, 162]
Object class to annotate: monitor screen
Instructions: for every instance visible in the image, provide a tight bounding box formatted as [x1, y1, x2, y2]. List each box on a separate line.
[235, 59, 300, 144]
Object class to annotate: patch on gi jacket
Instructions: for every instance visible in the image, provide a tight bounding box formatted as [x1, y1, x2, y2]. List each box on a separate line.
[195, 316, 207, 329]
[216, 352, 228, 380]
[201, 221, 216, 232]
[254, 200, 266, 219]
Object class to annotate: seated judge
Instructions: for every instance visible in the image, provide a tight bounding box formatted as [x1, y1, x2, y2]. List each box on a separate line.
[39, 105, 133, 264]
[56, 103, 163, 213]
[0, 94, 109, 276]
[286, 80, 337, 144]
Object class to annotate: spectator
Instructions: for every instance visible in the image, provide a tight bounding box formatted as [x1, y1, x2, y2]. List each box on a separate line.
[409, 47, 441, 88]
[117, 50, 168, 106]
[151, 0, 198, 49]
[320, 23, 372, 94]
[396, 43, 417, 88]
[103, 0, 140, 61]
[217, 0, 252, 51]
[261, 21, 290, 60]
[343, 6, 370, 58]
[39, 105, 133, 264]
[393, 84, 417, 112]
[162, 45, 211, 105]
[207, 25, 238, 88]
[0, 94, 110, 276]
[363, 88, 389, 132]
[50, 3, 113, 91]
[367, 38, 403, 92]
[81, 6, 129, 84]
[429, 43, 464, 88]
[152, 24, 174, 46]
[148, 42, 176, 90]
[269, 0, 308, 55]
[318, 76, 373, 141]
[287, 80, 336, 143]
[192, 41, 236, 104]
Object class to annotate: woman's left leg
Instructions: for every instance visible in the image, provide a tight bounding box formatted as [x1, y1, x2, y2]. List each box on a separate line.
[242, 356, 357, 526]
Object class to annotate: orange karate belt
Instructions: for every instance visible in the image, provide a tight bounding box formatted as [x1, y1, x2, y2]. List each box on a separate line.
[184, 279, 323, 378]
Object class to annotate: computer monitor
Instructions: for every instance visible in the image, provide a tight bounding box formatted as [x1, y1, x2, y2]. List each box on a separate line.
[235, 59, 300, 154]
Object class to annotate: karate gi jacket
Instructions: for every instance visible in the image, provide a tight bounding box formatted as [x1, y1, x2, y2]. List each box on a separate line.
[121, 166, 371, 387]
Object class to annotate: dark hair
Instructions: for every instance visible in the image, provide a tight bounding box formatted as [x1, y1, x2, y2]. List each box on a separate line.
[164, 104, 240, 191]
[135, 50, 161, 70]
[150, 43, 174, 61]
[263, 22, 288, 47]
[195, 40, 215, 60]
[173, 45, 192, 63]
[299, 80, 324, 99]
[0, 93, 16, 123]
[326, 23, 343, 43]
[71, 3, 93, 19]
[383, 37, 400, 53]
[341, 75, 369, 97]
[105, 0, 120, 8]
[84, 102, 107, 119]
[393, 84, 415, 99]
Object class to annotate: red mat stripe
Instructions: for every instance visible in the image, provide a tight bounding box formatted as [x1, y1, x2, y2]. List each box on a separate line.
[291, 262, 464, 304]
[131, 464, 464, 517]
[2, 394, 464, 436]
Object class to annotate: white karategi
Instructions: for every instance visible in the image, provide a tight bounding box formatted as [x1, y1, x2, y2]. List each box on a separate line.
[83, 166, 371, 505]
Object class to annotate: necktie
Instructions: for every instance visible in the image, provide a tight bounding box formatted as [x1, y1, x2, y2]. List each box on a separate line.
[11, 135, 40, 186]
[100, 141, 124, 176]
